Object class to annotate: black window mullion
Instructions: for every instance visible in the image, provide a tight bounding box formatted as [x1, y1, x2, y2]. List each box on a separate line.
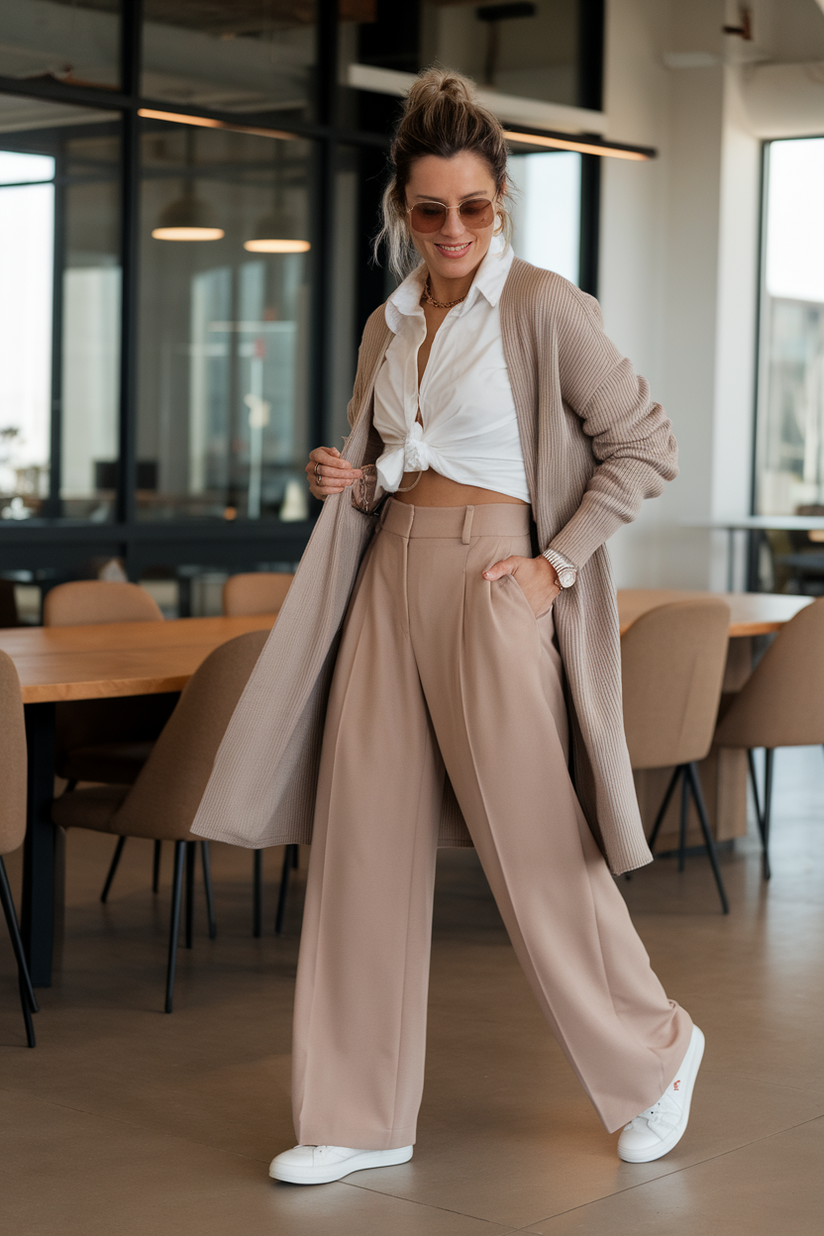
[311, 0, 339, 455]
[45, 150, 66, 519]
[116, 1, 143, 550]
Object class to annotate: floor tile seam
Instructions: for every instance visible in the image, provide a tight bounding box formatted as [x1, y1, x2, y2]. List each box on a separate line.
[708, 1070, 824, 1102]
[519, 1111, 824, 1229]
[342, 1179, 513, 1228]
[0, 1082, 272, 1167]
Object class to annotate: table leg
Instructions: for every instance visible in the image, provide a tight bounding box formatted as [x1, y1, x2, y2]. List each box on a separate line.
[21, 701, 57, 987]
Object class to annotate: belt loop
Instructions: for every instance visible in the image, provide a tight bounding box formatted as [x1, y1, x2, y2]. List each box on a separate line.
[462, 505, 474, 544]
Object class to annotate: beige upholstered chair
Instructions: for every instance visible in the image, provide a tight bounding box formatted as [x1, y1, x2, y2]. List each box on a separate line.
[621, 597, 732, 912]
[43, 580, 164, 627]
[44, 580, 180, 906]
[52, 630, 268, 1012]
[222, 571, 294, 617]
[222, 570, 296, 935]
[0, 650, 38, 1046]
[715, 597, 824, 881]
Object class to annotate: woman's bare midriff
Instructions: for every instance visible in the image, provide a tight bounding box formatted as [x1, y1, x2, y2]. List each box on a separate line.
[392, 470, 529, 507]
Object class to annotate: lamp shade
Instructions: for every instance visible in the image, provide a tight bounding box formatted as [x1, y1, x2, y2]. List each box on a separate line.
[152, 193, 224, 241]
[244, 210, 310, 253]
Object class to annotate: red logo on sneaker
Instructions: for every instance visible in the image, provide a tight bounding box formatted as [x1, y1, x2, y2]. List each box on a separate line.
[673, 1080, 681, 1090]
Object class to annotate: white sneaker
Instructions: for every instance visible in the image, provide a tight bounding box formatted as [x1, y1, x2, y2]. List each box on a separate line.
[269, 1143, 413, 1185]
[617, 1025, 705, 1163]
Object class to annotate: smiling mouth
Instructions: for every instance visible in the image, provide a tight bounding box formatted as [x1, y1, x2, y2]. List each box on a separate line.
[435, 242, 472, 256]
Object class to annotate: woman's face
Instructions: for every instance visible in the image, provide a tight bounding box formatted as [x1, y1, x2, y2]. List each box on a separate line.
[405, 151, 500, 286]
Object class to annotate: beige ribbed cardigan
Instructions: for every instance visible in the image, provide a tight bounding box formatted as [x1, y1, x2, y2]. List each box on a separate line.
[192, 259, 678, 875]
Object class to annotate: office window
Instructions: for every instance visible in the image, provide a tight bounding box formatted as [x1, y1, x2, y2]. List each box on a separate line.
[0, 97, 121, 522]
[0, 0, 121, 91]
[138, 117, 313, 522]
[142, 0, 317, 125]
[509, 149, 581, 285]
[755, 137, 824, 516]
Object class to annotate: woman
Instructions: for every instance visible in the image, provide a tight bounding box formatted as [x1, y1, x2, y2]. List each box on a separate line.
[193, 69, 703, 1184]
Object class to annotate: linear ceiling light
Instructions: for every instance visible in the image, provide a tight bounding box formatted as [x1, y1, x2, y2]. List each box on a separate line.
[138, 108, 295, 142]
[502, 129, 655, 160]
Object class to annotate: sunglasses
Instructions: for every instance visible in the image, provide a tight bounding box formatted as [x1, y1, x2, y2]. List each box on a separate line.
[406, 198, 495, 234]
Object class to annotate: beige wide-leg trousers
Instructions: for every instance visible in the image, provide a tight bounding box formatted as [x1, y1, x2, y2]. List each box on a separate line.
[292, 499, 692, 1148]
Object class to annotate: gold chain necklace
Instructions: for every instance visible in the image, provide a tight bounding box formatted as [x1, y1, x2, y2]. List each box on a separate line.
[421, 275, 469, 310]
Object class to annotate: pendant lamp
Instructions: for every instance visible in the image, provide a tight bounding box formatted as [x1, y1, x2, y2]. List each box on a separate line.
[152, 189, 224, 241]
[244, 207, 310, 253]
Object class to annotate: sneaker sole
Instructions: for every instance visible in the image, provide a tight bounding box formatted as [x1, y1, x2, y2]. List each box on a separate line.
[618, 1025, 705, 1164]
[269, 1145, 413, 1185]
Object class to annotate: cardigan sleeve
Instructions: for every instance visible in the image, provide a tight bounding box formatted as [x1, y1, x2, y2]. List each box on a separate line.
[547, 285, 678, 569]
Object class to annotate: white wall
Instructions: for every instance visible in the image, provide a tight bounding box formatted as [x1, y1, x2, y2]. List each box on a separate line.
[599, 0, 809, 590]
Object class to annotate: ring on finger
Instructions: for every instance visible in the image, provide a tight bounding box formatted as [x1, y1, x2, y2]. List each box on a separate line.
[314, 463, 322, 485]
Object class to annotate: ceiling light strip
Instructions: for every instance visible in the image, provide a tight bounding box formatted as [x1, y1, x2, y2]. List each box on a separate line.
[138, 108, 295, 142]
[502, 129, 655, 161]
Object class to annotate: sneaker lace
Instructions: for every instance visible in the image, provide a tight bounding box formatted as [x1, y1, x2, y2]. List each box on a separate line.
[636, 1089, 681, 1136]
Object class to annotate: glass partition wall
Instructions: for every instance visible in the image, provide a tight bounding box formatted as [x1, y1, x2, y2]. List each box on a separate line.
[138, 120, 313, 523]
[0, 0, 605, 601]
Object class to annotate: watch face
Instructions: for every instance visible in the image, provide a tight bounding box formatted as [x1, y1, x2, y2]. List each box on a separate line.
[558, 568, 575, 588]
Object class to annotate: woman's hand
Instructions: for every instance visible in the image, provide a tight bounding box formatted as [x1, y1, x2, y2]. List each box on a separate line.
[483, 554, 560, 618]
[307, 447, 363, 499]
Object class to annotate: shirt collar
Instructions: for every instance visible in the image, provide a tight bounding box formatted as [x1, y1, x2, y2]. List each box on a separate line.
[384, 237, 513, 334]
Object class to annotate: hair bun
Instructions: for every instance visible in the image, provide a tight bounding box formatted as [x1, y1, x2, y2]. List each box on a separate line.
[406, 69, 478, 111]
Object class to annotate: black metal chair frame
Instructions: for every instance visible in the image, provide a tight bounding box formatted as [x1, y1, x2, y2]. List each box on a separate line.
[647, 761, 730, 914]
[747, 748, 776, 882]
[102, 837, 298, 939]
[0, 856, 39, 1046]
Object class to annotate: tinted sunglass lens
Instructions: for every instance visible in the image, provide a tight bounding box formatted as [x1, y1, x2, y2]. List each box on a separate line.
[459, 200, 493, 225]
[411, 204, 446, 232]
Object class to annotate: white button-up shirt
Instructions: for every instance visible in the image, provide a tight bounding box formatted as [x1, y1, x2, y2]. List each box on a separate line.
[373, 241, 530, 503]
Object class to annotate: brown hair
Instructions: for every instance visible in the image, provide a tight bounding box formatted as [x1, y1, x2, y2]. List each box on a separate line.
[375, 67, 512, 277]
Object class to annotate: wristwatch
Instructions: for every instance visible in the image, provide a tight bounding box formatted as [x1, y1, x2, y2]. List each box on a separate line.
[541, 547, 578, 589]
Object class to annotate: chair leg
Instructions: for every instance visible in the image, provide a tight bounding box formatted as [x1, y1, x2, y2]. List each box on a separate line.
[686, 762, 730, 914]
[152, 840, 162, 893]
[201, 842, 217, 940]
[185, 841, 196, 949]
[253, 849, 263, 939]
[100, 836, 127, 904]
[0, 857, 37, 1046]
[747, 749, 762, 825]
[165, 841, 186, 1014]
[647, 765, 682, 851]
[678, 766, 690, 873]
[761, 749, 774, 881]
[275, 845, 296, 936]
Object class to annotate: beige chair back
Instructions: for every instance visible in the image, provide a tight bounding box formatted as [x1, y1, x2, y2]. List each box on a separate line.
[0, 650, 27, 856]
[222, 572, 294, 617]
[715, 597, 824, 750]
[44, 580, 163, 627]
[111, 630, 268, 841]
[621, 598, 731, 770]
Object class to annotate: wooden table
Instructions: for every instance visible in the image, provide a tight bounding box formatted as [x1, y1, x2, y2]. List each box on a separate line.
[618, 590, 813, 850]
[617, 589, 812, 637]
[0, 614, 277, 986]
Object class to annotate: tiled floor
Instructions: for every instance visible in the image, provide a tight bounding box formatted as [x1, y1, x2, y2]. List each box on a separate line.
[2, 747, 824, 1234]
